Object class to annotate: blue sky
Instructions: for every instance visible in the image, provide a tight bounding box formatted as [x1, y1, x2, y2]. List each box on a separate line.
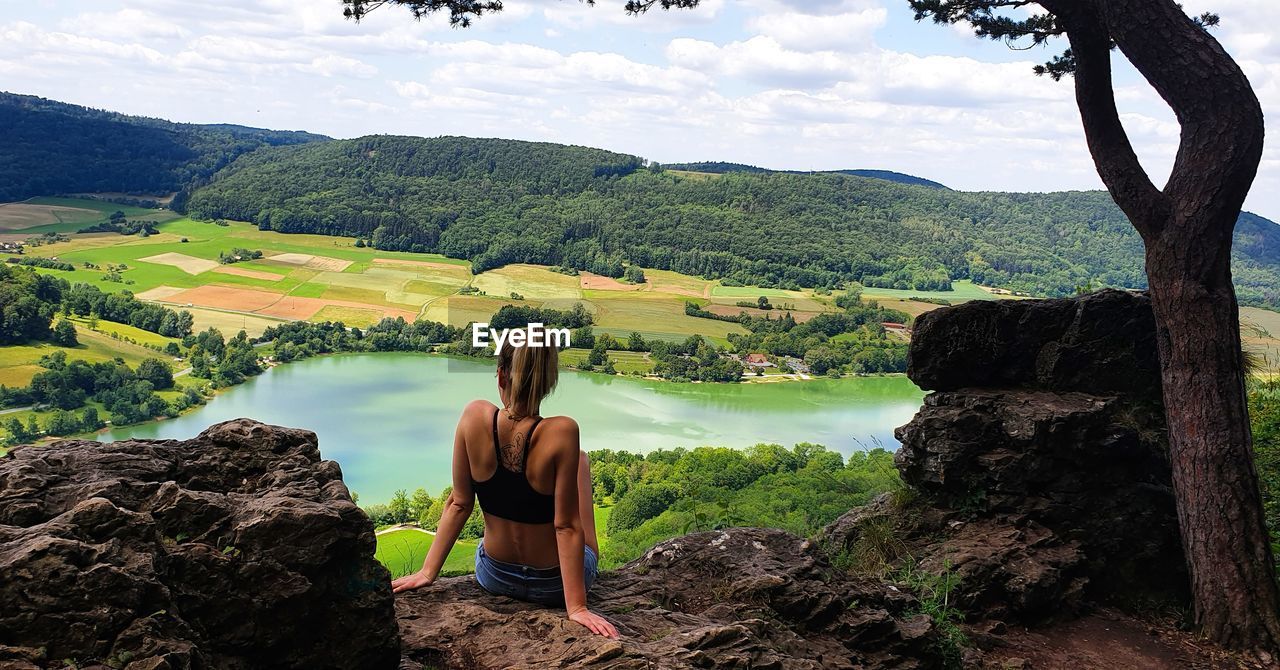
[3, 0, 1278, 218]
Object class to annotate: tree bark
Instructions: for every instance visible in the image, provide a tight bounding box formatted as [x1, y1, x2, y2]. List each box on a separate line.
[1146, 227, 1280, 652]
[1044, 0, 1280, 652]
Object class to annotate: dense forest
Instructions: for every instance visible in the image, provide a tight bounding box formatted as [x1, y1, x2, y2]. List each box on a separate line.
[0, 93, 326, 202]
[182, 135, 1280, 307]
[3, 97, 1279, 307]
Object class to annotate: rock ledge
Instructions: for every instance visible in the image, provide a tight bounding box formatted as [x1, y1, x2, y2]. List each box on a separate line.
[0, 419, 398, 670]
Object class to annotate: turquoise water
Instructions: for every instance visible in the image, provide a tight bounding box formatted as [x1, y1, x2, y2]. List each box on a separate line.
[98, 354, 924, 503]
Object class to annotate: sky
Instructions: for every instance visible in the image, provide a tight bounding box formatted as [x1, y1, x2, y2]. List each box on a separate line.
[2, 0, 1278, 219]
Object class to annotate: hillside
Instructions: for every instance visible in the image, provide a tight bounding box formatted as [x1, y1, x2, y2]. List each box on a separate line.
[4, 96, 1278, 308]
[0, 92, 327, 203]
[666, 161, 950, 189]
[185, 135, 1280, 308]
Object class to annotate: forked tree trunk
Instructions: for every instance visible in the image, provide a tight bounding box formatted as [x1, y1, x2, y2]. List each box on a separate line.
[1041, 0, 1280, 652]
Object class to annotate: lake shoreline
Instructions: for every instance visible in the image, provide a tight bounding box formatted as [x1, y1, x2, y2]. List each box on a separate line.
[27, 350, 907, 450]
[90, 354, 924, 503]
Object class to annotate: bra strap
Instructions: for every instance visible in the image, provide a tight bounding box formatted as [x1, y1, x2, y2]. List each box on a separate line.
[524, 417, 544, 463]
[492, 407, 502, 458]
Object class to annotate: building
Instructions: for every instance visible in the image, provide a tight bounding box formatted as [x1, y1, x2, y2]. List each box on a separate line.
[782, 356, 810, 374]
[744, 353, 774, 367]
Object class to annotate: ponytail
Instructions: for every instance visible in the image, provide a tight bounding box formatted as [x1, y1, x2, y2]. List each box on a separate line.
[497, 342, 559, 419]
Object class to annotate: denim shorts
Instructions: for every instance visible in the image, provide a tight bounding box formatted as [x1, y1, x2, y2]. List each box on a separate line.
[474, 539, 598, 606]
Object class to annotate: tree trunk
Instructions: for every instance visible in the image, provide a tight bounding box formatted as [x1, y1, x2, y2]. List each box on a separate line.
[1146, 224, 1280, 652]
[1043, 0, 1280, 652]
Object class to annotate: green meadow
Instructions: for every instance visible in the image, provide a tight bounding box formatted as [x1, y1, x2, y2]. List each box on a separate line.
[0, 323, 177, 388]
[0, 319, 205, 445]
[373, 505, 613, 578]
[374, 529, 477, 579]
[860, 279, 997, 302]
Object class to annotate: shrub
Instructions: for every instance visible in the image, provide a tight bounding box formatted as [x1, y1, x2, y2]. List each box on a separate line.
[607, 482, 681, 533]
[51, 319, 78, 347]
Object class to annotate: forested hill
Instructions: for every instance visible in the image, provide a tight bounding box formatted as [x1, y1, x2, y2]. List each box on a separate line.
[0, 93, 327, 202]
[184, 135, 1280, 308]
[664, 162, 949, 189]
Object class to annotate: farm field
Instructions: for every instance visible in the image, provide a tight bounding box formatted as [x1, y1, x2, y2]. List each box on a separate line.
[0, 324, 176, 388]
[560, 348, 653, 374]
[0, 196, 180, 235]
[859, 280, 999, 302]
[5, 215, 1047, 388]
[18, 217, 894, 346]
[179, 307, 286, 339]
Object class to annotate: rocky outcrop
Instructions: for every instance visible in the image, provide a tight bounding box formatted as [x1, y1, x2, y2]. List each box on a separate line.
[0, 290, 1185, 669]
[905, 289, 1161, 397]
[398, 527, 947, 670]
[824, 290, 1185, 624]
[0, 419, 399, 670]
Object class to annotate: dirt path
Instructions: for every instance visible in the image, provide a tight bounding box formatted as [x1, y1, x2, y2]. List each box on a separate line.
[984, 609, 1264, 669]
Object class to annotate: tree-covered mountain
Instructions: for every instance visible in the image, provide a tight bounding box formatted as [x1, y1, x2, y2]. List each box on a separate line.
[184, 135, 1280, 307]
[4, 94, 1277, 308]
[664, 161, 949, 189]
[0, 93, 327, 202]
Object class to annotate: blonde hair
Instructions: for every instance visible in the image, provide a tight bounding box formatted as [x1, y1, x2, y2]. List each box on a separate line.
[497, 342, 559, 420]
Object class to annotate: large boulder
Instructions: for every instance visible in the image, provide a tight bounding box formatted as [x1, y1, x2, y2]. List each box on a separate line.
[0, 419, 399, 670]
[907, 289, 1160, 396]
[398, 527, 948, 670]
[825, 291, 1184, 624]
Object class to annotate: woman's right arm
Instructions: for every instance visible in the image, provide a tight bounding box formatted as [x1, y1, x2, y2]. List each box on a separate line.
[392, 402, 480, 593]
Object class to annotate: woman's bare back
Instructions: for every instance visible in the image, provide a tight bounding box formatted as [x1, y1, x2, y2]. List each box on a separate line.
[461, 399, 583, 567]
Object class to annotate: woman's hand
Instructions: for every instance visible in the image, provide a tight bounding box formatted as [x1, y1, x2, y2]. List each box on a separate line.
[391, 570, 434, 594]
[568, 607, 619, 638]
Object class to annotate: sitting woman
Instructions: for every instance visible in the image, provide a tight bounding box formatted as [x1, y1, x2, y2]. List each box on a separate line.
[390, 342, 617, 638]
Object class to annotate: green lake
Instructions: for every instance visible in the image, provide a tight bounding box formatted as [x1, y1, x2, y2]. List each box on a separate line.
[98, 354, 925, 503]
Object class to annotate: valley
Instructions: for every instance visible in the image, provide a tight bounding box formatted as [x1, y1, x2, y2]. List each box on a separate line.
[7, 196, 1280, 453]
[5, 204, 989, 379]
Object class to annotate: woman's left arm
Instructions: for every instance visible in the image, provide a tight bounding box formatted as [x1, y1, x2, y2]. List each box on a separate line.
[553, 419, 618, 638]
[392, 403, 479, 593]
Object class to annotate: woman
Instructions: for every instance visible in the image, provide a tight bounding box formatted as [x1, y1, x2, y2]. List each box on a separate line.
[390, 342, 618, 638]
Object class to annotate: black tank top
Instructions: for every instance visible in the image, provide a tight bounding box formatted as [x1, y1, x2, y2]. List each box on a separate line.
[472, 409, 555, 524]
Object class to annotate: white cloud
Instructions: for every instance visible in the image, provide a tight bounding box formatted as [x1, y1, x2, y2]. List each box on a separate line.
[745, 7, 886, 52]
[666, 35, 1067, 108]
[60, 8, 189, 40]
[299, 54, 379, 78]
